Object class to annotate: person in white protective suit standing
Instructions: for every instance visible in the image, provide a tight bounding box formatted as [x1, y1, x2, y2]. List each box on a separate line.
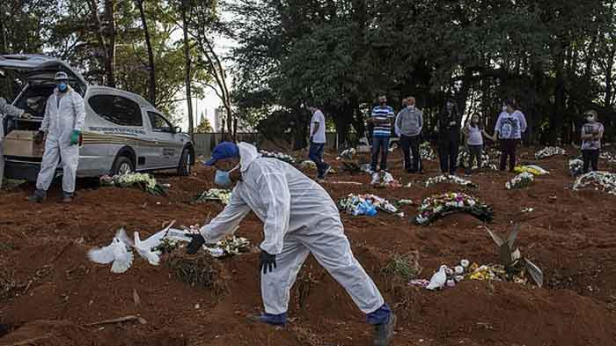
[0, 97, 31, 189]
[185, 141, 397, 346]
[28, 71, 85, 203]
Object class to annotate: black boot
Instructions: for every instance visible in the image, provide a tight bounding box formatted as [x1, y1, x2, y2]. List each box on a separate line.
[28, 189, 46, 203]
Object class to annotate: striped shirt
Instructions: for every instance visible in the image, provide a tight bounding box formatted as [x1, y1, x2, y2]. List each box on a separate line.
[371, 106, 395, 137]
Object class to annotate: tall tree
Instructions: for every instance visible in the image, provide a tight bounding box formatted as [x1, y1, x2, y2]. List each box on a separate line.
[136, 0, 157, 106]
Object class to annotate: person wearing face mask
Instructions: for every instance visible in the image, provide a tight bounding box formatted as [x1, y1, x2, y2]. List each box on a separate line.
[368, 95, 395, 174]
[395, 96, 423, 173]
[436, 98, 462, 175]
[186, 141, 396, 346]
[28, 71, 86, 203]
[580, 110, 604, 173]
[0, 97, 32, 189]
[494, 99, 527, 172]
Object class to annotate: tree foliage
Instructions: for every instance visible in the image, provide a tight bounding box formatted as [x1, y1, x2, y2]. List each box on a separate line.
[231, 0, 616, 146]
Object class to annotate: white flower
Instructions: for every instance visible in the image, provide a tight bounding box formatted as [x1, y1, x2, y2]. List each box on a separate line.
[460, 259, 470, 268]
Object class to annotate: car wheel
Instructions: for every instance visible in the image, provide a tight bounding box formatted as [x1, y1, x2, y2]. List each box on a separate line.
[111, 156, 134, 176]
[177, 148, 191, 176]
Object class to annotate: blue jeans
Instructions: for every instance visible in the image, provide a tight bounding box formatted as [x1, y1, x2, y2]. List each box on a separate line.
[371, 136, 390, 171]
[308, 142, 328, 178]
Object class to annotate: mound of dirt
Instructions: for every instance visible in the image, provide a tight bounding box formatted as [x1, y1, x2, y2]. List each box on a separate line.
[1, 146, 616, 345]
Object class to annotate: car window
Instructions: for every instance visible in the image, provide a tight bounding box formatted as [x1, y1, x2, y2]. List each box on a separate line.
[148, 111, 173, 133]
[89, 95, 143, 126]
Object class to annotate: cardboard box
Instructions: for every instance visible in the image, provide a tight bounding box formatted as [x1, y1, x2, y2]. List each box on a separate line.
[3, 130, 44, 158]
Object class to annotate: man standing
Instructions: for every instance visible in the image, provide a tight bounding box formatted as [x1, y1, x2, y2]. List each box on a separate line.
[395, 96, 423, 173]
[368, 95, 395, 173]
[307, 106, 330, 180]
[28, 72, 85, 203]
[0, 97, 31, 189]
[437, 98, 462, 175]
[186, 142, 396, 346]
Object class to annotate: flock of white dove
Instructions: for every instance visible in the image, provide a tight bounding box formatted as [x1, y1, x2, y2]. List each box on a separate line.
[87, 221, 195, 273]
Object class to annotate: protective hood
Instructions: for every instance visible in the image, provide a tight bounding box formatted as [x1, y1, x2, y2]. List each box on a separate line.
[238, 142, 262, 173]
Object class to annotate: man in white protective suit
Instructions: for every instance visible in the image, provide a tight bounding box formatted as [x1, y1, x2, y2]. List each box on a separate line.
[0, 97, 31, 189]
[28, 71, 85, 203]
[185, 141, 396, 346]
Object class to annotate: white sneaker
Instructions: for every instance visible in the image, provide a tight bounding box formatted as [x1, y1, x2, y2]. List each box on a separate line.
[370, 172, 379, 185]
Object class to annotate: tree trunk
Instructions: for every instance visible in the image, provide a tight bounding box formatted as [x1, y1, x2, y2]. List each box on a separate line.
[181, 2, 194, 139]
[104, 0, 116, 87]
[137, 0, 156, 106]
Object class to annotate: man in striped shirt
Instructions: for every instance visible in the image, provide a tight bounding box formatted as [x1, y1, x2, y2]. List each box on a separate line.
[368, 95, 395, 172]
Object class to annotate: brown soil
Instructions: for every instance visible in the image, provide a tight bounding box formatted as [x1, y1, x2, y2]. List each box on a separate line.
[1, 146, 616, 346]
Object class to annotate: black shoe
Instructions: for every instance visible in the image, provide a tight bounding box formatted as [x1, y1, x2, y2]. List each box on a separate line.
[28, 190, 46, 203]
[62, 192, 74, 203]
[374, 313, 397, 346]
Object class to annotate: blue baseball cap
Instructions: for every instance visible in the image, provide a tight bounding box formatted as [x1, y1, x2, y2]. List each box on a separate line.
[204, 141, 240, 166]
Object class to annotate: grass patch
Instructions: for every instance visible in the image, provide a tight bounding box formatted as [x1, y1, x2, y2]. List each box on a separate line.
[381, 252, 422, 281]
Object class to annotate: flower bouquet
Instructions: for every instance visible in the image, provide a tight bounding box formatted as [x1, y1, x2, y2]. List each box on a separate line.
[300, 160, 317, 169]
[535, 146, 566, 159]
[600, 152, 616, 164]
[419, 142, 436, 160]
[424, 174, 476, 188]
[456, 150, 491, 169]
[513, 165, 549, 176]
[205, 236, 251, 258]
[505, 172, 534, 190]
[370, 171, 401, 188]
[100, 173, 169, 196]
[337, 147, 356, 160]
[573, 171, 616, 195]
[259, 150, 296, 164]
[338, 193, 400, 216]
[568, 159, 583, 177]
[194, 188, 232, 205]
[415, 192, 493, 225]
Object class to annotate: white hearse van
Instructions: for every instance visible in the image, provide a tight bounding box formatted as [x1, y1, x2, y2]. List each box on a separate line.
[0, 54, 195, 181]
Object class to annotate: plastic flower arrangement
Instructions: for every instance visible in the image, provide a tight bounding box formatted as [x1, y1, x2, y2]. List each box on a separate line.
[415, 192, 493, 225]
[573, 171, 616, 195]
[513, 165, 549, 176]
[338, 193, 401, 216]
[100, 173, 168, 196]
[505, 172, 534, 190]
[535, 146, 566, 159]
[194, 189, 232, 205]
[569, 159, 583, 177]
[259, 150, 297, 164]
[424, 174, 476, 188]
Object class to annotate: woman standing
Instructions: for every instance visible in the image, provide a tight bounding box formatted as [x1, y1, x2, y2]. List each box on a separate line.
[462, 113, 495, 175]
[494, 99, 527, 172]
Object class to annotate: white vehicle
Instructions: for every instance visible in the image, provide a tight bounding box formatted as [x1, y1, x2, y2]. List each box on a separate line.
[0, 54, 195, 181]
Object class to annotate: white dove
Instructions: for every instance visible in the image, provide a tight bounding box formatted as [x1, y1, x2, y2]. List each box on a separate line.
[166, 228, 195, 243]
[426, 265, 448, 291]
[133, 221, 176, 266]
[88, 229, 134, 273]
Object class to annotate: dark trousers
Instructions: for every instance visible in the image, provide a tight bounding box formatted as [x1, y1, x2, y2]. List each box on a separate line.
[399, 134, 422, 172]
[499, 139, 518, 171]
[466, 145, 483, 174]
[308, 142, 328, 177]
[371, 136, 390, 171]
[438, 138, 459, 174]
[582, 149, 599, 173]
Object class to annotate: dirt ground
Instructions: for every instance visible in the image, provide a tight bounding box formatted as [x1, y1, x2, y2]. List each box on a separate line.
[1, 145, 616, 346]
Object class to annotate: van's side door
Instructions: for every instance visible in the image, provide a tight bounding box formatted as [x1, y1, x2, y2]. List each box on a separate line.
[147, 111, 179, 168]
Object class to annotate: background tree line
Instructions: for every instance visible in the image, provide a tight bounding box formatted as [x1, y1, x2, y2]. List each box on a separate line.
[230, 0, 616, 149]
[3, 0, 616, 149]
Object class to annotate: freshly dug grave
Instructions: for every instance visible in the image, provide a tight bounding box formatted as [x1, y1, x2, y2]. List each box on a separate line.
[0, 146, 615, 345]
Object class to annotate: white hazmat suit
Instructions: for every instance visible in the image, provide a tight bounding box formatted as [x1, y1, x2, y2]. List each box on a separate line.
[199, 143, 385, 315]
[0, 97, 25, 189]
[35, 87, 85, 193]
